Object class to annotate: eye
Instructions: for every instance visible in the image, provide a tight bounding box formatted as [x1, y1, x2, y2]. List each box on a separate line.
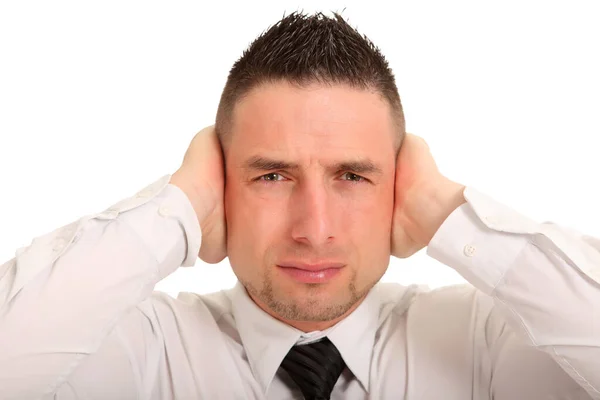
[256, 173, 286, 183]
[341, 172, 366, 183]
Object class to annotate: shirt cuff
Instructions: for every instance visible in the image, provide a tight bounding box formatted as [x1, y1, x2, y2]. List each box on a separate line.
[426, 186, 539, 295]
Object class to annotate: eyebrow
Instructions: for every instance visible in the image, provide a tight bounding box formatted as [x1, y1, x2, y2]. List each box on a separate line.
[242, 155, 383, 175]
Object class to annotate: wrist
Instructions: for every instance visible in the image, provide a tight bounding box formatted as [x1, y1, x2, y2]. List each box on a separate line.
[169, 171, 215, 227]
[428, 178, 466, 241]
[416, 178, 466, 245]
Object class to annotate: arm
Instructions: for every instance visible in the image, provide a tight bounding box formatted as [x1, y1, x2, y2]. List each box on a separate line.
[390, 133, 599, 398]
[426, 185, 600, 399]
[0, 175, 201, 398]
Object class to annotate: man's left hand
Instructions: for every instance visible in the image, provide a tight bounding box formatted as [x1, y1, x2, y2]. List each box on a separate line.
[391, 133, 467, 258]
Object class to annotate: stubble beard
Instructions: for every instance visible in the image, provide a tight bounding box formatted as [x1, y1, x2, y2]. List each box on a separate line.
[243, 268, 374, 322]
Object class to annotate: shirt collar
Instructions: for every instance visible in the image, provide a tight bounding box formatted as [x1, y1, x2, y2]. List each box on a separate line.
[230, 281, 380, 395]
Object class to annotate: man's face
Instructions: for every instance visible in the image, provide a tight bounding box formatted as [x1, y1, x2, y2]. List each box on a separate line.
[224, 81, 397, 326]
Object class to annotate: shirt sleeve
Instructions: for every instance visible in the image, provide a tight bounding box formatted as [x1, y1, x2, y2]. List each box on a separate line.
[427, 186, 600, 399]
[0, 175, 202, 399]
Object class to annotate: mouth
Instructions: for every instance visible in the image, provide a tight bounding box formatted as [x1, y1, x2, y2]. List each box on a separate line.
[276, 263, 345, 284]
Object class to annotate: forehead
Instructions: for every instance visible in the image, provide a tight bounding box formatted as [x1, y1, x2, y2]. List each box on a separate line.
[228, 81, 396, 162]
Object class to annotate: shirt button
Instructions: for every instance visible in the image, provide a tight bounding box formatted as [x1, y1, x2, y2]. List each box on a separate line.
[463, 244, 476, 257]
[158, 206, 170, 217]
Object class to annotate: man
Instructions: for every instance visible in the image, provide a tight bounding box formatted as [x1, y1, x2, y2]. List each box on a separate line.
[0, 11, 598, 400]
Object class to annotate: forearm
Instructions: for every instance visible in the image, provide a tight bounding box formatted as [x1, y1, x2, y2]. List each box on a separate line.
[427, 188, 600, 398]
[493, 228, 600, 398]
[0, 176, 201, 398]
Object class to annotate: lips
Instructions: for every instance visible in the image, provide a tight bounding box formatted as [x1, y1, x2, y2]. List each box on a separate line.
[277, 262, 345, 284]
[277, 262, 345, 271]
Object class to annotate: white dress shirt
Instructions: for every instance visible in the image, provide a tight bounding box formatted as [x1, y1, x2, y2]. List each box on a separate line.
[1, 174, 599, 400]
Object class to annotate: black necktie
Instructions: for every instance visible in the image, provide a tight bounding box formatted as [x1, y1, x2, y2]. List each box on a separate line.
[280, 337, 347, 400]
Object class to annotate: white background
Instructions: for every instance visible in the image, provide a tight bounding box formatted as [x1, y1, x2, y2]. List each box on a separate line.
[1, 1, 598, 298]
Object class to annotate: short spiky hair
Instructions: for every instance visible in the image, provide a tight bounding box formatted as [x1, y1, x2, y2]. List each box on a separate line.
[215, 11, 405, 151]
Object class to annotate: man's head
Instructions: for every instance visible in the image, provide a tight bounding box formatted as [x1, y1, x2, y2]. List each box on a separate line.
[219, 12, 405, 331]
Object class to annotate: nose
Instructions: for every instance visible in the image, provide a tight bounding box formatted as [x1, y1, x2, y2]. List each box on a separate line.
[290, 179, 336, 247]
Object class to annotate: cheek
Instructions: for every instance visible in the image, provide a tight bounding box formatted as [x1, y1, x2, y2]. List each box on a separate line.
[345, 202, 392, 240]
[345, 186, 394, 250]
[349, 199, 393, 278]
[225, 184, 286, 257]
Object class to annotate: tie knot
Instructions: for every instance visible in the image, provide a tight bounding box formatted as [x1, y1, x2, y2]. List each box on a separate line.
[280, 337, 346, 400]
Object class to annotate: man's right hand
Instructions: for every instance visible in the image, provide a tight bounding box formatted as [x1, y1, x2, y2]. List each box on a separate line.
[169, 125, 227, 264]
